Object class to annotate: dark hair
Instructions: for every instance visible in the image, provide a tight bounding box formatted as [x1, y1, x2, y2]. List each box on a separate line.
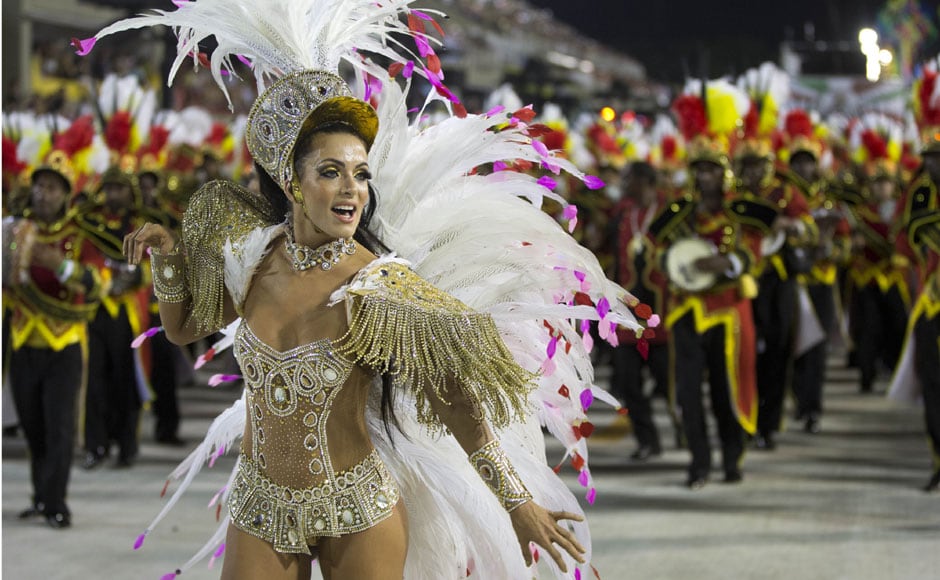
[255, 123, 401, 441]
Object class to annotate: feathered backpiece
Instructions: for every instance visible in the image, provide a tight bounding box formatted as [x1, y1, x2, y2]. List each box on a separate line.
[912, 54, 940, 153]
[735, 62, 790, 160]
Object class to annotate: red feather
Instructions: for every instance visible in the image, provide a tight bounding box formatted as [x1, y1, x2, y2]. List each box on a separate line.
[586, 124, 619, 154]
[861, 129, 888, 160]
[207, 123, 228, 146]
[53, 115, 95, 156]
[105, 111, 133, 153]
[919, 69, 940, 126]
[742, 102, 759, 138]
[671, 94, 707, 141]
[541, 129, 567, 151]
[784, 110, 814, 138]
[661, 135, 677, 159]
[3, 136, 27, 176]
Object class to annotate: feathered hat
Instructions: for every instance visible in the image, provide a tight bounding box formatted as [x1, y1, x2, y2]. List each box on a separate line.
[647, 114, 685, 172]
[77, 0, 447, 192]
[671, 77, 749, 168]
[912, 54, 940, 154]
[734, 62, 789, 161]
[4, 112, 109, 197]
[777, 108, 825, 163]
[849, 112, 903, 181]
[95, 73, 159, 194]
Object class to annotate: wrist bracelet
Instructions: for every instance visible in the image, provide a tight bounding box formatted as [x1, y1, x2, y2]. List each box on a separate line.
[151, 240, 182, 257]
[468, 440, 533, 512]
[151, 252, 190, 303]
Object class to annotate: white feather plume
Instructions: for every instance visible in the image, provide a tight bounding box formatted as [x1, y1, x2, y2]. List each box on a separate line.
[86, 0, 443, 109]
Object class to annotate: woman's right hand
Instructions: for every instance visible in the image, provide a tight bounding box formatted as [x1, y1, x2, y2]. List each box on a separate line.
[123, 223, 176, 265]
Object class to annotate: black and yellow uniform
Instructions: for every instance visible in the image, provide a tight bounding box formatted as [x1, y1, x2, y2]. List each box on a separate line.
[4, 209, 102, 523]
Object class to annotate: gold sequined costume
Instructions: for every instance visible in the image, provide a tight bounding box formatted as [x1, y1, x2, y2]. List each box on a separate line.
[182, 181, 534, 553]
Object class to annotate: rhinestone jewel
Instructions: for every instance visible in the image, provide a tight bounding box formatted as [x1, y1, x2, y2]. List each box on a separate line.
[314, 518, 326, 531]
[274, 387, 287, 403]
[285, 229, 357, 272]
[341, 509, 354, 525]
[375, 492, 389, 509]
[162, 266, 175, 279]
[287, 529, 299, 544]
[323, 367, 338, 382]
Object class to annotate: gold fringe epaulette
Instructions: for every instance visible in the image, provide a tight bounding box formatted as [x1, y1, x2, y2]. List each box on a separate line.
[182, 180, 278, 332]
[335, 260, 536, 431]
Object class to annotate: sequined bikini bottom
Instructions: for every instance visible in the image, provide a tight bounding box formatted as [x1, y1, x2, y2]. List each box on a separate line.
[228, 450, 400, 554]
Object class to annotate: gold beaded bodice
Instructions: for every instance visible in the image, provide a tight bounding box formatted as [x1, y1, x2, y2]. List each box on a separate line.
[235, 322, 354, 482]
[228, 321, 400, 553]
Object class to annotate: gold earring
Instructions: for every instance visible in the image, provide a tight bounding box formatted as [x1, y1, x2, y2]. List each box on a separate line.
[290, 180, 304, 206]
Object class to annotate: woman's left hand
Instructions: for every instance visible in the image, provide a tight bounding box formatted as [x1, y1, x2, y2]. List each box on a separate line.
[509, 501, 586, 572]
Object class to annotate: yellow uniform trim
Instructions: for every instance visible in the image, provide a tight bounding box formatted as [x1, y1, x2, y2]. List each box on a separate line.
[665, 297, 757, 434]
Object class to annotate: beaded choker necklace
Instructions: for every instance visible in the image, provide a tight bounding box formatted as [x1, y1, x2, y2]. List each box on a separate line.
[284, 230, 357, 271]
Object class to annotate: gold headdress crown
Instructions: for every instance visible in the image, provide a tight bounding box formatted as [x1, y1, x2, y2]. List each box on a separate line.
[246, 70, 378, 190]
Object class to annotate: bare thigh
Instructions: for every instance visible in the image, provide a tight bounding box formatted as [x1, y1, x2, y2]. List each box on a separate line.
[220, 523, 313, 580]
[317, 502, 409, 580]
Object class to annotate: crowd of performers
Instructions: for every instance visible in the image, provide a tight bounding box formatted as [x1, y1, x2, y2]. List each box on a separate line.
[2, 80, 253, 528]
[3, 57, 939, 533]
[565, 61, 940, 493]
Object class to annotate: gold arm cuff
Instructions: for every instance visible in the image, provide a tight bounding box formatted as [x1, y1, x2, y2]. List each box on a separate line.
[151, 252, 190, 303]
[468, 440, 532, 512]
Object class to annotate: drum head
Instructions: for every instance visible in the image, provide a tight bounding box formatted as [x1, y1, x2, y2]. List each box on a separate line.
[666, 238, 717, 292]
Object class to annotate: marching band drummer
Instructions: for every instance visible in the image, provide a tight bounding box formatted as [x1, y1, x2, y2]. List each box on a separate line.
[3, 115, 105, 528]
[648, 134, 773, 490]
[735, 137, 816, 451]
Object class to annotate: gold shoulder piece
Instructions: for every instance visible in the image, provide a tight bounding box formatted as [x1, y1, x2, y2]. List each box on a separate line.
[182, 180, 278, 331]
[335, 260, 536, 430]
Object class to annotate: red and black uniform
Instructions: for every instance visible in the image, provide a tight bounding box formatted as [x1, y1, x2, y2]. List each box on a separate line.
[792, 180, 852, 424]
[4, 210, 102, 520]
[609, 191, 671, 454]
[78, 205, 152, 466]
[895, 173, 940, 488]
[651, 193, 768, 482]
[846, 199, 911, 392]
[748, 173, 816, 440]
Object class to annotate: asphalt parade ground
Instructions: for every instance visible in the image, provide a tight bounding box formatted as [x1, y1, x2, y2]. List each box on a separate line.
[3, 354, 938, 580]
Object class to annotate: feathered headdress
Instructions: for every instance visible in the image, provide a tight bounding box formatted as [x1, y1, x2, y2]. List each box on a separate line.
[672, 77, 749, 167]
[76, 0, 449, 191]
[734, 62, 789, 160]
[912, 54, 940, 154]
[777, 108, 824, 163]
[95, 73, 159, 192]
[4, 112, 110, 197]
[850, 111, 903, 180]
